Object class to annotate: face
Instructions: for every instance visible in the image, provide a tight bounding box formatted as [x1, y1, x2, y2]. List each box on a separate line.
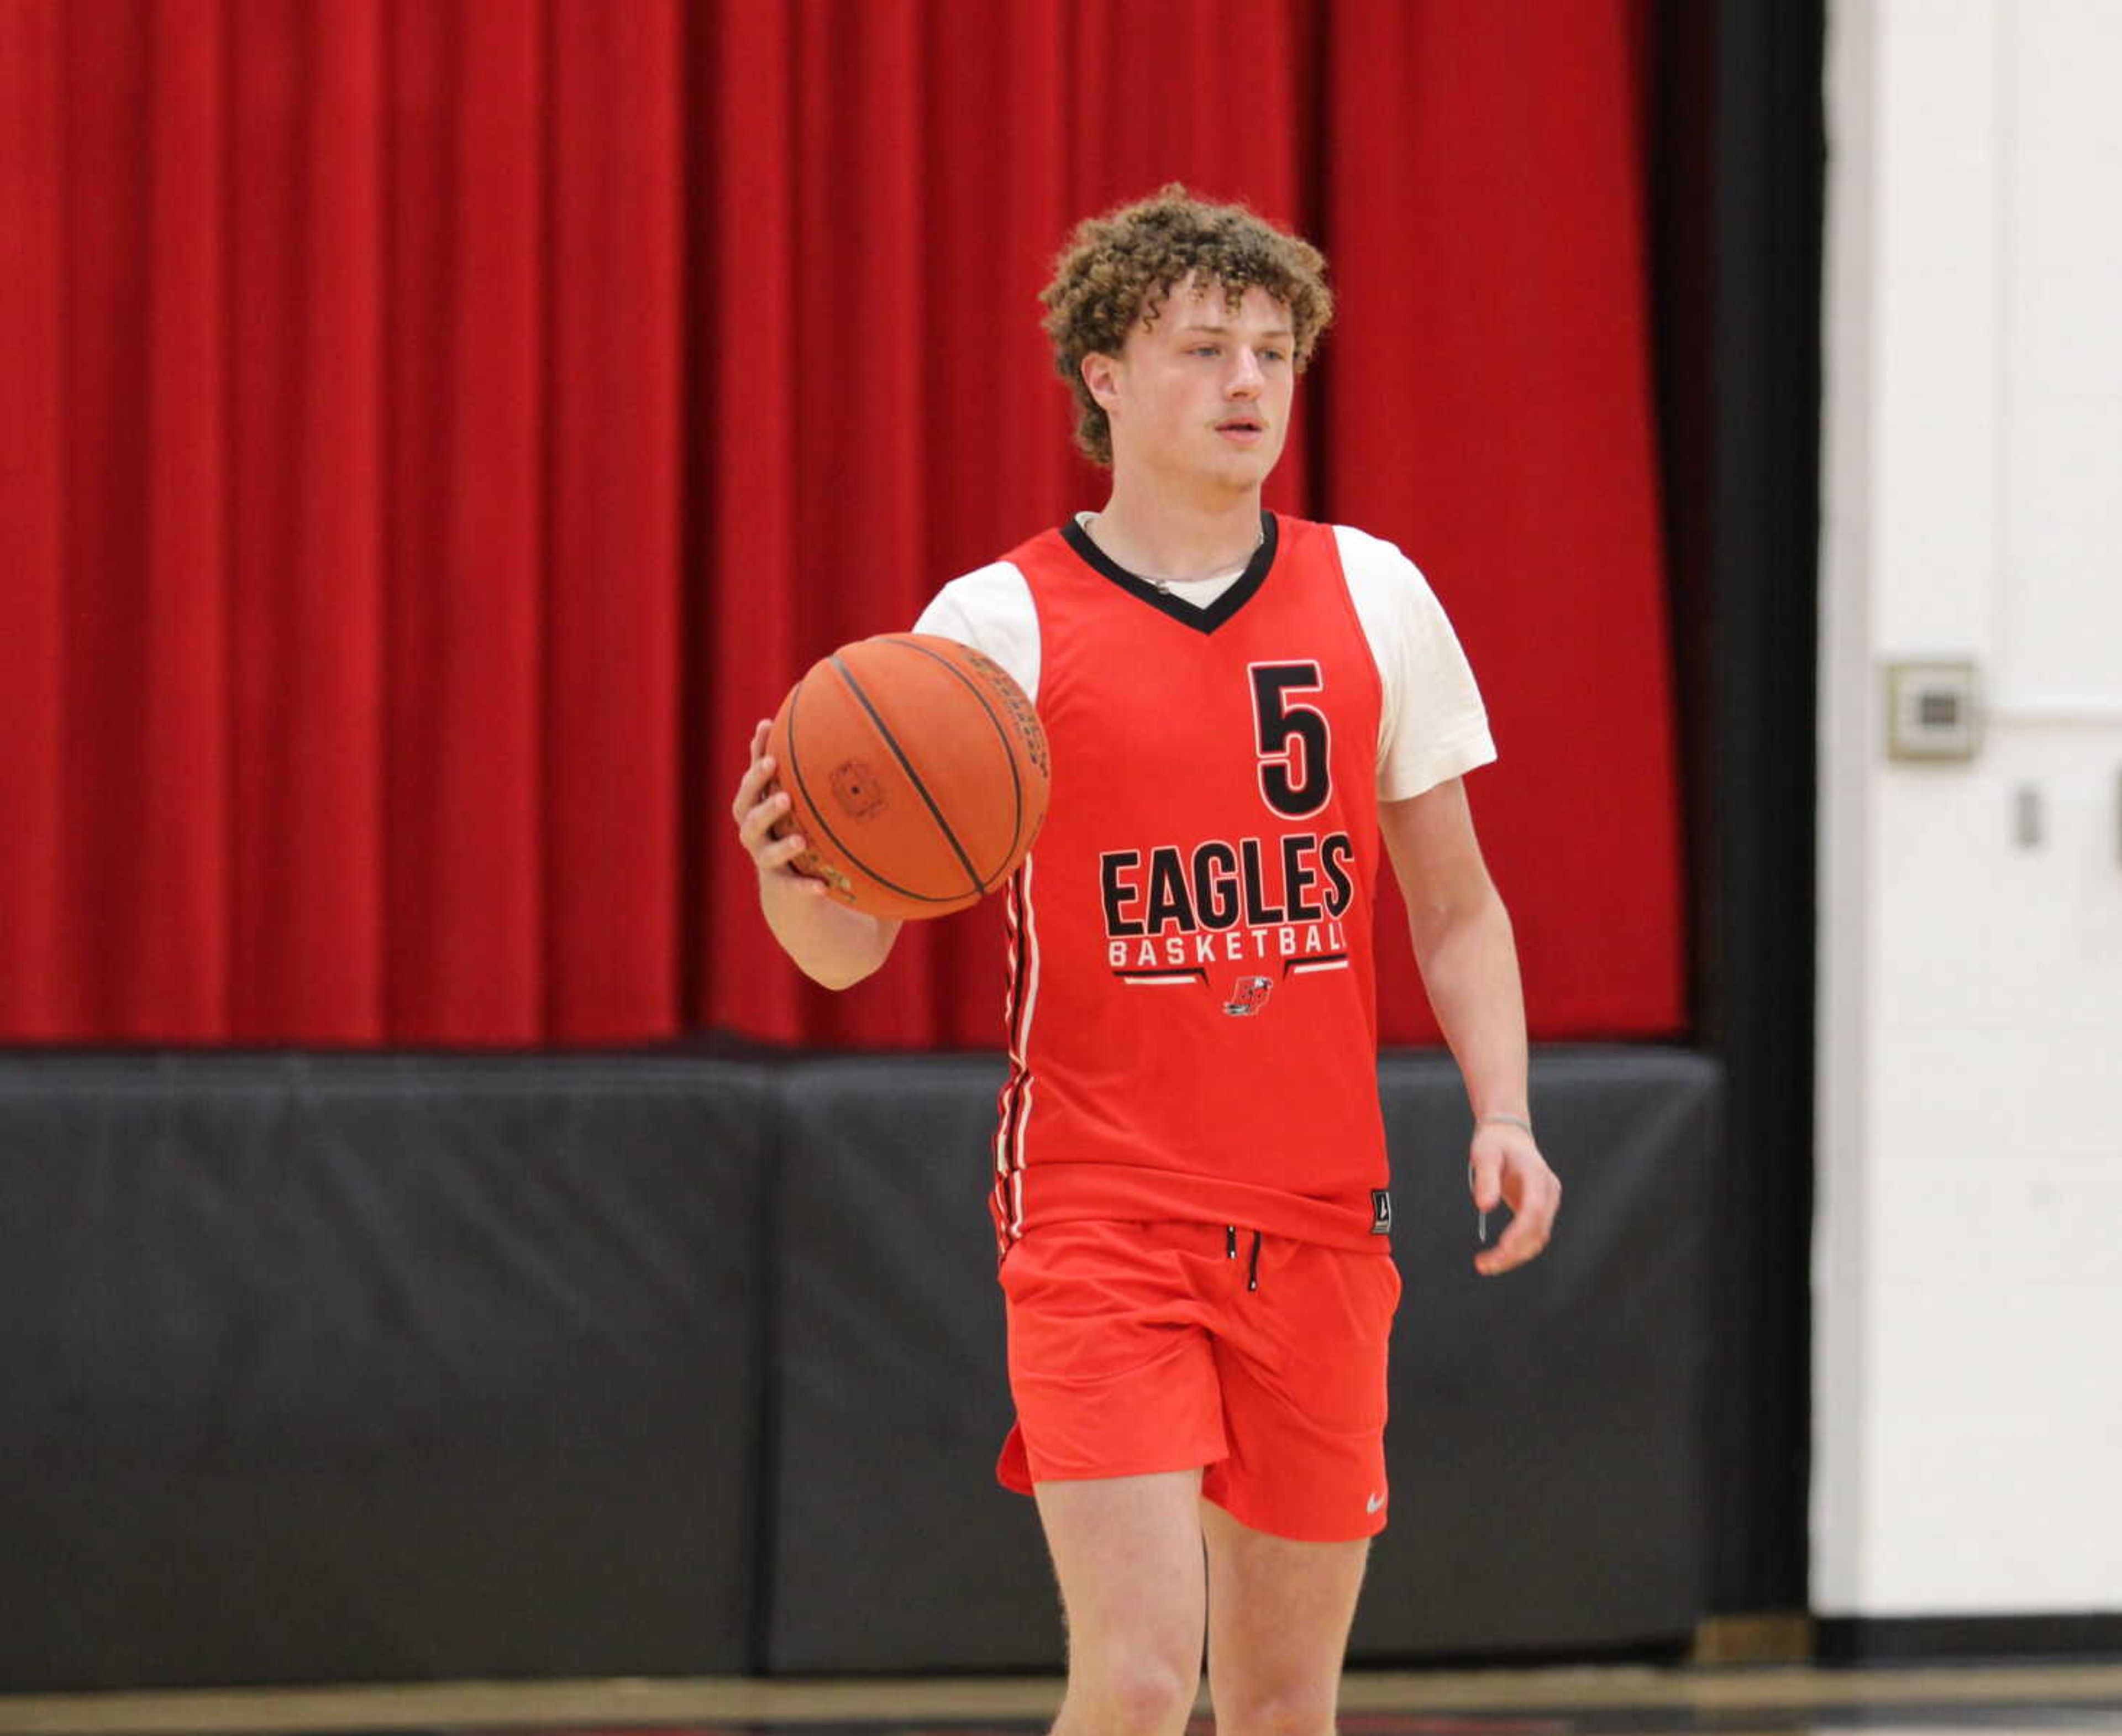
[1083, 275, 1296, 494]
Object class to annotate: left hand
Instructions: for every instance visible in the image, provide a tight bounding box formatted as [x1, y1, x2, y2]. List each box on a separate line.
[1468, 1119, 1561, 1276]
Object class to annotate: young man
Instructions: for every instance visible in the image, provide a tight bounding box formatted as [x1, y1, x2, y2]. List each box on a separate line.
[732, 185, 1559, 1736]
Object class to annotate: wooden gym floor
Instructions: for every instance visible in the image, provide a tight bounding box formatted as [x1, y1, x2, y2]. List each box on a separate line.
[4, 1662, 2121, 1736]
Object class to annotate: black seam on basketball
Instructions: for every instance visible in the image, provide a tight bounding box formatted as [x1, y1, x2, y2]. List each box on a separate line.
[829, 653, 985, 900]
[879, 636, 1027, 884]
[785, 674, 969, 906]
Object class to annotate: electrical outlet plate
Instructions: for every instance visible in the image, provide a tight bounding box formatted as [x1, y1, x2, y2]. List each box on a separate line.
[1884, 659, 1981, 762]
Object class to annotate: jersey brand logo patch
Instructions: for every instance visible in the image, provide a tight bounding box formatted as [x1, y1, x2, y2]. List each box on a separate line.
[1221, 976, 1273, 1016]
[1370, 1189, 1393, 1234]
[1366, 1491, 1387, 1514]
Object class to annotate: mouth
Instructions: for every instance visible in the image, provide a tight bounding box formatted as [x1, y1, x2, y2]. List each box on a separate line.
[1215, 416, 1267, 444]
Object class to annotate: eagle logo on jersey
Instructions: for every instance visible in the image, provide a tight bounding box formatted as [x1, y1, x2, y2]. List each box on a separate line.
[1222, 976, 1273, 1017]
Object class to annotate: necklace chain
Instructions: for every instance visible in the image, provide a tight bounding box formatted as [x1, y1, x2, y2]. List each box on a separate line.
[1088, 515, 1264, 591]
[1151, 527, 1262, 592]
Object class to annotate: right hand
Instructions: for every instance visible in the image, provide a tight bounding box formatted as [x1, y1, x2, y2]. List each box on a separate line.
[732, 719, 825, 896]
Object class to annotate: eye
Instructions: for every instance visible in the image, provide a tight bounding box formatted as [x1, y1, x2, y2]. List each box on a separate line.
[1190, 345, 1220, 358]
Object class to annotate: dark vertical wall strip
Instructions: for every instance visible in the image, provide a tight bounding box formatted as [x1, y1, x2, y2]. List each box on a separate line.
[1650, 0, 1715, 997]
[1646, 0, 1727, 1622]
[1696, 0, 1825, 1617]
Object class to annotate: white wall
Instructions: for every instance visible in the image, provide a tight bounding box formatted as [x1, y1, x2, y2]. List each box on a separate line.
[1818, 0, 2122, 1614]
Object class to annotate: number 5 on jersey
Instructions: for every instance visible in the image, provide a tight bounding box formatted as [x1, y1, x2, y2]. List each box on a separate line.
[1249, 662, 1332, 819]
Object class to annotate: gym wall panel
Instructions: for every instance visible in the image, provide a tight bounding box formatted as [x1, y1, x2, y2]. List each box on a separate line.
[763, 1054, 1054, 1672]
[0, 1057, 770, 1690]
[0, 1046, 1709, 1687]
[1352, 1050, 1714, 1659]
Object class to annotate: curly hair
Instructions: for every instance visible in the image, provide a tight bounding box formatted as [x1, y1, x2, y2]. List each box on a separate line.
[1039, 183, 1333, 468]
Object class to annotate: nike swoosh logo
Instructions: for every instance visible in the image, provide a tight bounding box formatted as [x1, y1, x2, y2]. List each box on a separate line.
[1366, 1492, 1386, 1514]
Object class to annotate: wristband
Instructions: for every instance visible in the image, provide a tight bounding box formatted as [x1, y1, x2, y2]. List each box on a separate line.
[1477, 1113, 1533, 1136]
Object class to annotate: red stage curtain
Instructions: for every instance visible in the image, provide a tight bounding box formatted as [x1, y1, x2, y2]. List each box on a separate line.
[1, 0, 1682, 1050]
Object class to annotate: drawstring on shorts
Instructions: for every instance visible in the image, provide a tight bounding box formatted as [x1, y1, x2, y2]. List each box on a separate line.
[1226, 1225, 1263, 1291]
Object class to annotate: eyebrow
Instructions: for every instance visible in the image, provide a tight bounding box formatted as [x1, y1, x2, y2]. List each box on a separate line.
[1172, 323, 1295, 339]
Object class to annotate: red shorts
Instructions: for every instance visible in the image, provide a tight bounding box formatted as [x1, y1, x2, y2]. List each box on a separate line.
[995, 1219, 1401, 1543]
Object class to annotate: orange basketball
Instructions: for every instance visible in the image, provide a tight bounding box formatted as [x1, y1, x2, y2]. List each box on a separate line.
[764, 633, 1051, 921]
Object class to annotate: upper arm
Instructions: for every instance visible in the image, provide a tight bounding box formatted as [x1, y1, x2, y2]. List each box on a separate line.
[1378, 777, 1498, 934]
[912, 562, 1039, 701]
[1335, 525, 1496, 803]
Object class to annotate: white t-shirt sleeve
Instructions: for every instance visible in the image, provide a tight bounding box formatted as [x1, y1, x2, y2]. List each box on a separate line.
[910, 560, 1041, 702]
[1335, 525, 1498, 803]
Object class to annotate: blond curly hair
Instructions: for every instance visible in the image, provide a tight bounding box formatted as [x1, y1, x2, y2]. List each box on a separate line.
[1039, 183, 1333, 468]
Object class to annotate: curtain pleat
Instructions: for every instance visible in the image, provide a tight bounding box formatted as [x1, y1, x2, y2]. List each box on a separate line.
[51, 2, 228, 1037]
[385, 1, 547, 1043]
[544, 0, 682, 1043]
[0, 0, 1684, 1049]
[228, 0, 387, 1042]
[697, 0, 805, 1045]
[0, 0, 70, 1038]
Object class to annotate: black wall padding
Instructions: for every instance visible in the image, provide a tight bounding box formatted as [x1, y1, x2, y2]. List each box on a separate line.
[1350, 1048, 1715, 1659]
[764, 1055, 1051, 1673]
[0, 1046, 1712, 1690]
[0, 1057, 771, 1691]
[766, 1047, 1716, 1673]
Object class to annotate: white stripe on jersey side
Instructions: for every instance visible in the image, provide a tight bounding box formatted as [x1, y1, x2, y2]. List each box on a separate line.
[1009, 856, 1040, 1235]
[1121, 975, 1198, 986]
[1290, 958, 1351, 975]
[994, 875, 1022, 1179]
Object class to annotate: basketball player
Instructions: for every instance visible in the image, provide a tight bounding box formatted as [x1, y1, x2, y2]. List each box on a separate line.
[732, 185, 1559, 1736]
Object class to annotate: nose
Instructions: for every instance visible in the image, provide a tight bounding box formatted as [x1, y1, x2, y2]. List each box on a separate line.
[1227, 347, 1265, 396]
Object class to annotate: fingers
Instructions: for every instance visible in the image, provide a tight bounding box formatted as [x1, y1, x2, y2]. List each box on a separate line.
[1468, 1134, 1561, 1276]
[731, 719, 775, 822]
[732, 717, 821, 884]
[1474, 1198, 1554, 1276]
[1467, 1150, 1503, 1214]
[739, 787, 803, 860]
[747, 805, 825, 890]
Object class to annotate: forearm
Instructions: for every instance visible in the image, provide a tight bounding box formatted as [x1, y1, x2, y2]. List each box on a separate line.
[760, 870, 899, 990]
[1409, 889, 1530, 1121]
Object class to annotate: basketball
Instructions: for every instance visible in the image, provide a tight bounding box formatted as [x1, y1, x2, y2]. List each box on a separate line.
[764, 633, 1051, 921]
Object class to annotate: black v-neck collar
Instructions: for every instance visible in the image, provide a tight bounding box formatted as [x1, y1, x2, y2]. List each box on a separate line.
[1059, 510, 1279, 634]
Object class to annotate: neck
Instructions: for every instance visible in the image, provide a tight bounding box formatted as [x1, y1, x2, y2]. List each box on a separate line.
[1088, 474, 1264, 583]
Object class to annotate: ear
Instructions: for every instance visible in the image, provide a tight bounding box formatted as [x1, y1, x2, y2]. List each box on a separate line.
[1081, 351, 1121, 410]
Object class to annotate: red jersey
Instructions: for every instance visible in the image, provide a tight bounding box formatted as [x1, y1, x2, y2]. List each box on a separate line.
[982, 513, 1398, 1253]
